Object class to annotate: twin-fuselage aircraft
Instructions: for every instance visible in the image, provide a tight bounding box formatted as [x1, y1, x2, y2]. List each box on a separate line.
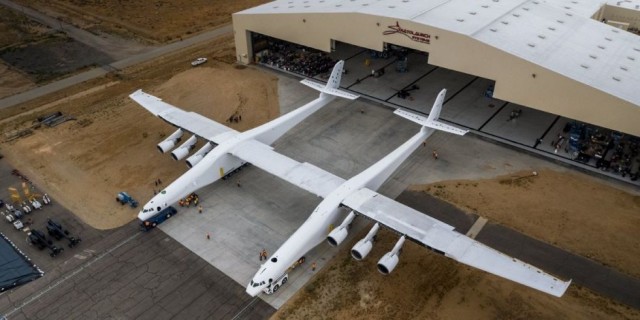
[130, 60, 570, 299]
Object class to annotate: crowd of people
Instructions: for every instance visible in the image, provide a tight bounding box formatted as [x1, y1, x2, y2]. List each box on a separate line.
[256, 38, 336, 77]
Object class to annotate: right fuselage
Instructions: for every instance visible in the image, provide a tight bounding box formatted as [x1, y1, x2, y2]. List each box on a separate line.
[246, 126, 434, 296]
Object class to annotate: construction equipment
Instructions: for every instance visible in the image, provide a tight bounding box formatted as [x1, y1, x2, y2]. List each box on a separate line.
[116, 192, 138, 208]
[46, 219, 81, 248]
[8, 187, 22, 204]
[28, 229, 63, 257]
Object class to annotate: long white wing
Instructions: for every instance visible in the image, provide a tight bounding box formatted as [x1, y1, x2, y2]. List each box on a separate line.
[130, 90, 238, 144]
[342, 188, 571, 297]
[230, 139, 345, 198]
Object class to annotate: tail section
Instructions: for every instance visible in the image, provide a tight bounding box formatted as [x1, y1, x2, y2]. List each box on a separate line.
[394, 89, 468, 136]
[325, 60, 344, 90]
[426, 89, 446, 122]
[300, 60, 359, 100]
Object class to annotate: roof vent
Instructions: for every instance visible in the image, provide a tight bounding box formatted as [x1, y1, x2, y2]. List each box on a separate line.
[523, 7, 530, 11]
[565, 12, 573, 17]
[469, 11, 477, 15]
[527, 43, 536, 48]
[493, 0, 500, 2]
[634, 48, 640, 52]
[457, 18, 465, 22]
[620, 66, 628, 71]
[533, 0, 539, 4]
[512, 13, 520, 17]
[388, 5, 395, 8]
[557, 20, 565, 24]
[501, 20, 509, 25]
[612, 29, 620, 33]
[597, 45, 606, 49]
[628, 56, 636, 61]
[564, 6, 571, 10]
[589, 54, 597, 59]
[605, 37, 612, 41]
[548, 26, 556, 31]
[538, 34, 546, 39]
[612, 76, 621, 82]
[482, 5, 489, 8]
[571, 1, 578, 3]
[362, 3, 368, 5]
[580, 64, 589, 69]
[490, 28, 498, 32]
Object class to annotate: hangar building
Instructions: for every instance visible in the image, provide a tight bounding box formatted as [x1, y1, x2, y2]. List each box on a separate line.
[232, 0, 640, 137]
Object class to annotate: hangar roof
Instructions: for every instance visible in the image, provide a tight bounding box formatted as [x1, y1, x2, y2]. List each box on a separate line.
[239, 0, 640, 107]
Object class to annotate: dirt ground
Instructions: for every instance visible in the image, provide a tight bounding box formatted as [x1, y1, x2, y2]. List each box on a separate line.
[0, 62, 33, 98]
[0, 37, 279, 230]
[0, 5, 54, 97]
[274, 170, 640, 320]
[412, 170, 640, 279]
[16, 0, 269, 43]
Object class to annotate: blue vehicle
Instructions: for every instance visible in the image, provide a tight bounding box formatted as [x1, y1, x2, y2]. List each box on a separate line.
[140, 206, 177, 231]
[116, 192, 138, 208]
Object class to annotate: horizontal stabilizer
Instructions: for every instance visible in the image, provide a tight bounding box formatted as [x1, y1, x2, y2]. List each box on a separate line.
[300, 79, 359, 100]
[394, 109, 468, 136]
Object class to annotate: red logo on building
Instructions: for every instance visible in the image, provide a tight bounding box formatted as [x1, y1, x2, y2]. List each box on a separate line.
[383, 22, 430, 44]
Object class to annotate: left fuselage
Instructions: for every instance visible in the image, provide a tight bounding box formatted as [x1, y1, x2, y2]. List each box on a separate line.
[138, 135, 246, 221]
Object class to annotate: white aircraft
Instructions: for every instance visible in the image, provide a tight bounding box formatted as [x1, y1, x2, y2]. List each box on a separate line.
[245, 89, 571, 298]
[131, 61, 570, 297]
[129, 60, 358, 224]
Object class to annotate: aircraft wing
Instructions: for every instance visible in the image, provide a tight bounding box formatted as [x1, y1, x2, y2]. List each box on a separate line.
[341, 187, 571, 297]
[130, 90, 238, 144]
[230, 139, 346, 198]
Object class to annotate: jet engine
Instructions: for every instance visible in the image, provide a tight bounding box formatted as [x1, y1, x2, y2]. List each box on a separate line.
[377, 236, 405, 275]
[327, 211, 356, 247]
[186, 142, 214, 168]
[350, 223, 379, 260]
[171, 135, 197, 161]
[157, 129, 183, 153]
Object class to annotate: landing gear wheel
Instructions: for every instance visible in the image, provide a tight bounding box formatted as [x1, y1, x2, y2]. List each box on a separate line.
[282, 277, 288, 285]
[152, 222, 157, 227]
[273, 284, 280, 292]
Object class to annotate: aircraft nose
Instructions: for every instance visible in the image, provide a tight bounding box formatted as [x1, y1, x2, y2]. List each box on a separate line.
[245, 284, 262, 297]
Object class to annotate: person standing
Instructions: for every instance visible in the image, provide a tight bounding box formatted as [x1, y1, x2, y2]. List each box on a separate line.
[432, 150, 439, 160]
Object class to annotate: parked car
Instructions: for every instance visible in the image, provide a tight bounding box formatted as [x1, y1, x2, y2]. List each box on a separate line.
[191, 57, 208, 67]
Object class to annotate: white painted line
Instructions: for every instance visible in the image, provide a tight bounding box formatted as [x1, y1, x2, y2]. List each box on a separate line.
[465, 217, 488, 239]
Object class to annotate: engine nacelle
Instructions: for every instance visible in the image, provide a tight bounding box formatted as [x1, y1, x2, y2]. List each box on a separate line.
[157, 129, 183, 153]
[171, 135, 197, 161]
[377, 236, 405, 275]
[171, 147, 190, 161]
[351, 223, 379, 260]
[327, 227, 348, 247]
[186, 142, 214, 168]
[327, 211, 356, 247]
